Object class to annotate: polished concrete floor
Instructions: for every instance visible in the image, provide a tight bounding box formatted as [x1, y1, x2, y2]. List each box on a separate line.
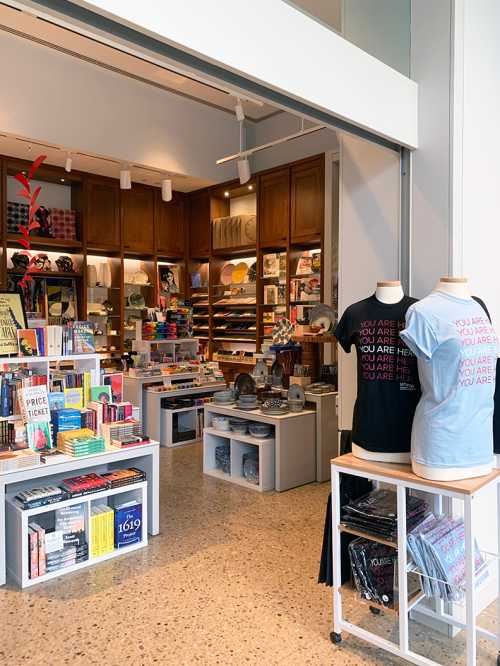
[0, 444, 498, 665]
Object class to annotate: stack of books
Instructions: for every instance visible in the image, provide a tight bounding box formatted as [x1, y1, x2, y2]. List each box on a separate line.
[90, 504, 115, 557]
[101, 468, 146, 489]
[15, 485, 67, 510]
[0, 449, 41, 472]
[57, 432, 105, 457]
[101, 419, 143, 447]
[17, 322, 96, 358]
[46, 543, 88, 574]
[51, 408, 82, 441]
[59, 472, 108, 498]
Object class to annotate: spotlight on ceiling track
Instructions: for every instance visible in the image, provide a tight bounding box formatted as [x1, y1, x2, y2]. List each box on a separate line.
[161, 178, 173, 202]
[120, 166, 131, 190]
[235, 98, 245, 122]
[65, 153, 72, 173]
[237, 158, 251, 185]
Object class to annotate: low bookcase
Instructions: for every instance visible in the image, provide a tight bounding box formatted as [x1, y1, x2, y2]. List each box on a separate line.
[6, 480, 147, 588]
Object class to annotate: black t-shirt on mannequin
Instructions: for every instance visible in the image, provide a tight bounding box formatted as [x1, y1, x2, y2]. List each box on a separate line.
[334, 294, 421, 453]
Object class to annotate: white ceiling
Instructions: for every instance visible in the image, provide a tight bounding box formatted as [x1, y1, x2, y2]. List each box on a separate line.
[0, 4, 286, 190]
[0, 4, 278, 122]
[0, 132, 214, 192]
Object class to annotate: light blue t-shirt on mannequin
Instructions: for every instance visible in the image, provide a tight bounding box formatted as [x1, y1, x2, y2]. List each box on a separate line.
[400, 291, 498, 469]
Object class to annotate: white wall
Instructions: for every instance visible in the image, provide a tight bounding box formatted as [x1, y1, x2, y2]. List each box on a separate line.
[248, 114, 339, 173]
[410, 1, 452, 299]
[338, 135, 401, 429]
[342, 0, 411, 76]
[460, 0, 500, 328]
[7, 177, 71, 210]
[44, 0, 418, 148]
[0, 31, 239, 184]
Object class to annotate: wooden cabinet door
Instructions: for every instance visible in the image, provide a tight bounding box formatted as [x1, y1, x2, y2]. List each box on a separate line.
[121, 185, 155, 254]
[188, 190, 210, 257]
[156, 191, 186, 257]
[86, 177, 120, 249]
[290, 158, 324, 242]
[258, 168, 289, 247]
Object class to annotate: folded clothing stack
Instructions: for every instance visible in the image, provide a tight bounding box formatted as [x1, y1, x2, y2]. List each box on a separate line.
[342, 489, 429, 542]
[349, 538, 397, 607]
[408, 514, 488, 602]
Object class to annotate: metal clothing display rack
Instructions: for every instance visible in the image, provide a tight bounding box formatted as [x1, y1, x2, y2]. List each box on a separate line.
[330, 453, 500, 666]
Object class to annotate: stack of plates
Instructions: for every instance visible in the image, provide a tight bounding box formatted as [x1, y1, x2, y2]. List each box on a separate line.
[230, 419, 249, 434]
[307, 382, 333, 395]
[287, 384, 305, 412]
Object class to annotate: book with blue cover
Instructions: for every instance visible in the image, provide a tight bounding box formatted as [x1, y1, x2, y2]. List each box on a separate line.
[114, 501, 142, 548]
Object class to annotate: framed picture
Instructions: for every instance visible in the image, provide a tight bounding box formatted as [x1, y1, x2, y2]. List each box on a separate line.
[264, 285, 278, 305]
[0, 292, 27, 356]
[263, 254, 279, 278]
[159, 265, 180, 294]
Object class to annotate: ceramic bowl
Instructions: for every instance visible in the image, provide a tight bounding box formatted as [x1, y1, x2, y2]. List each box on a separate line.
[248, 423, 273, 438]
[212, 416, 231, 431]
[229, 419, 248, 434]
[239, 394, 257, 403]
[263, 398, 284, 410]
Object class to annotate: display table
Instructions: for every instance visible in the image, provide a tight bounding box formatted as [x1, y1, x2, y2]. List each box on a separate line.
[330, 453, 500, 666]
[143, 382, 227, 445]
[0, 440, 160, 587]
[204, 404, 316, 492]
[123, 370, 201, 421]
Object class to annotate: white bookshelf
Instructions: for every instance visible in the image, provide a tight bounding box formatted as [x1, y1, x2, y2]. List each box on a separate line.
[6, 480, 147, 588]
[203, 427, 275, 492]
[0, 353, 101, 386]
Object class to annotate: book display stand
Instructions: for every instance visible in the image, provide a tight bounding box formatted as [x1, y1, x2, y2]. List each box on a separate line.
[330, 454, 500, 666]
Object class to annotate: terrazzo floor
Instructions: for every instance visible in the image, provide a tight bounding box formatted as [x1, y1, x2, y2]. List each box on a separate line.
[0, 443, 498, 665]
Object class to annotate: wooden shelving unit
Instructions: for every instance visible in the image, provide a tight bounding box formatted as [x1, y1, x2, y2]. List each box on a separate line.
[0, 152, 333, 365]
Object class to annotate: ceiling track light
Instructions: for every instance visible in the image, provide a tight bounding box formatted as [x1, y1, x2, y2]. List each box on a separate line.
[161, 178, 173, 202]
[237, 158, 251, 185]
[235, 98, 245, 122]
[120, 166, 132, 190]
[65, 152, 72, 173]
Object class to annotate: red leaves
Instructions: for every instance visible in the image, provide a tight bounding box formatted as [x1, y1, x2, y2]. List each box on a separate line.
[12, 155, 47, 288]
[28, 154, 46, 180]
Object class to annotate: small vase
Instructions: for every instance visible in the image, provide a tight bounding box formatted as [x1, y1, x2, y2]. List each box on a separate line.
[99, 262, 112, 288]
[87, 264, 97, 287]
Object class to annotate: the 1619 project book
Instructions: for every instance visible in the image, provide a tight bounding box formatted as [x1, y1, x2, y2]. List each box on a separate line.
[114, 500, 142, 548]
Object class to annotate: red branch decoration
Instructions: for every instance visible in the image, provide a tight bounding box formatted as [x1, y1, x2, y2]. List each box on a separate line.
[13, 154, 47, 288]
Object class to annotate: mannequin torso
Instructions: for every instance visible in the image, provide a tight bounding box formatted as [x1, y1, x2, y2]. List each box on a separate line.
[352, 280, 411, 465]
[411, 276, 493, 481]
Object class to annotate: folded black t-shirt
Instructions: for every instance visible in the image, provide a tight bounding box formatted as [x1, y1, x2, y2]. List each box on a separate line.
[334, 294, 421, 453]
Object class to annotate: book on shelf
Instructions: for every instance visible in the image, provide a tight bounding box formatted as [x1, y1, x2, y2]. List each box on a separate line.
[17, 329, 39, 357]
[18, 385, 51, 423]
[30, 523, 46, 576]
[15, 485, 67, 510]
[59, 472, 108, 497]
[91, 504, 114, 558]
[63, 387, 83, 410]
[55, 503, 86, 547]
[113, 500, 143, 549]
[72, 321, 96, 354]
[48, 392, 65, 412]
[101, 419, 142, 446]
[28, 526, 38, 579]
[26, 421, 53, 452]
[100, 468, 146, 488]
[90, 385, 112, 404]
[103, 372, 124, 403]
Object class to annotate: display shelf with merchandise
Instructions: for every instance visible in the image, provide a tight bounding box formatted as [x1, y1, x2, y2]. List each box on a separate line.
[330, 453, 500, 666]
[6, 480, 147, 588]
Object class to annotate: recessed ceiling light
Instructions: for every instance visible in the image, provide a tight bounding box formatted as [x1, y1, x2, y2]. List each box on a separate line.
[224, 191, 230, 197]
[248, 184, 253, 191]
[60, 178, 65, 182]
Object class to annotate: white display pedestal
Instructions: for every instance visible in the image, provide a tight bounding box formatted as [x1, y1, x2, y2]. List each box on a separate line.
[330, 454, 500, 666]
[0, 441, 160, 587]
[204, 404, 316, 492]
